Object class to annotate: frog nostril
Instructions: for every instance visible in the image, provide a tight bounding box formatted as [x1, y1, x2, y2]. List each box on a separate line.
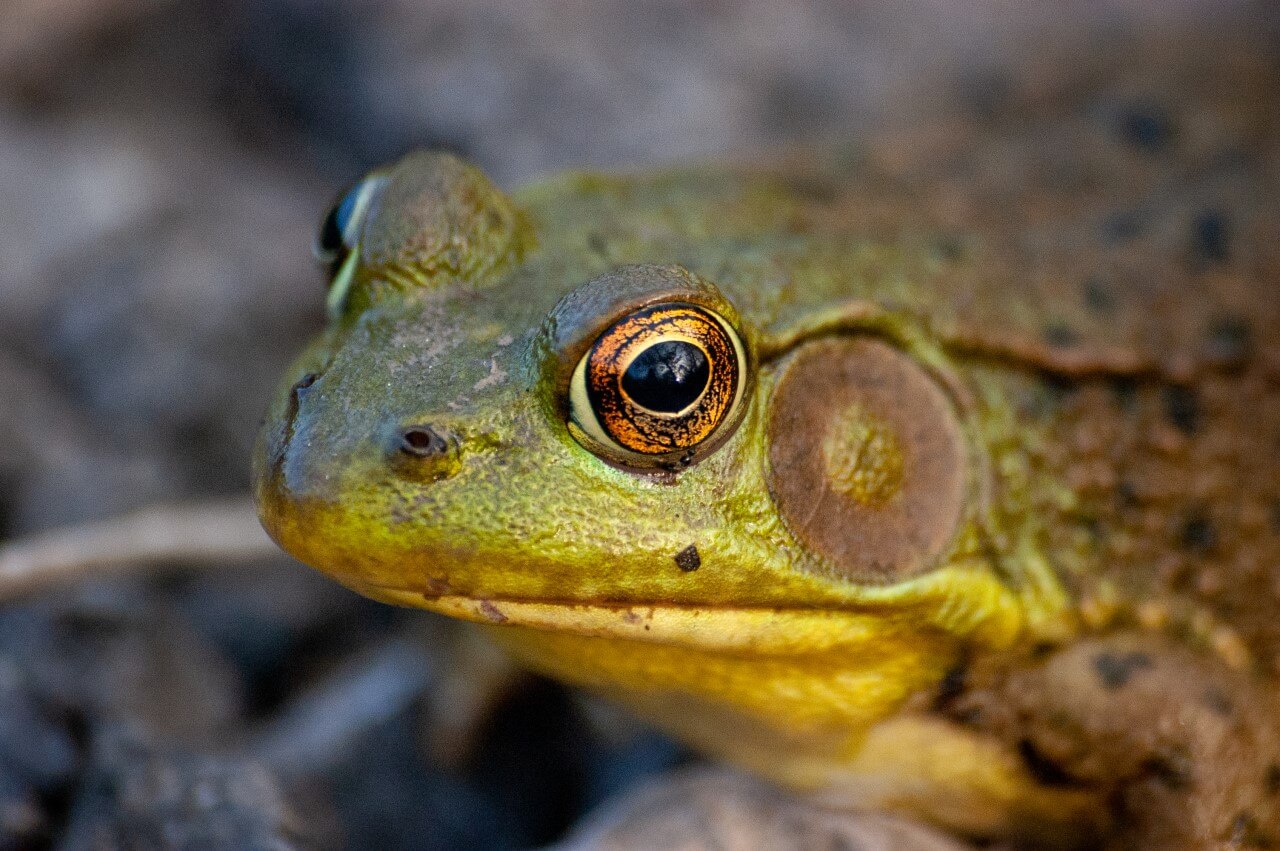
[399, 425, 451, 458]
[281, 371, 322, 449]
[291, 372, 320, 399]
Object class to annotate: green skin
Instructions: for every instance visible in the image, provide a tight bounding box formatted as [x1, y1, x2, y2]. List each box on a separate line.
[255, 148, 1280, 846]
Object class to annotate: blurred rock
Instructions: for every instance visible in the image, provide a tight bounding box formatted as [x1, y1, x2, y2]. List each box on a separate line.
[0, 655, 78, 848]
[252, 638, 436, 776]
[227, 0, 1262, 184]
[0, 100, 325, 529]
[0, 586, 244, 746]
[175, 560, 375, 702]
[319, 708, 513, 851]
[0, 350, 170, 537]
[552, 766, 973, 851]
[60, 744, 332, 850]
[0, 0, 172, 90]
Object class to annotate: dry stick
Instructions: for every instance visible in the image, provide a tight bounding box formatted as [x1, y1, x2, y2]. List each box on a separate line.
[0, 497, 279, 601]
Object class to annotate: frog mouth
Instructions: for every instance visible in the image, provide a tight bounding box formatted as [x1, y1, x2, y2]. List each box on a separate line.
[356, 586, 887, 652]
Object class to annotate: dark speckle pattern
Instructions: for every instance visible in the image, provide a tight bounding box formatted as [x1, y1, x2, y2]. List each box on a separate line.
[1181, 512, 1217, 554]
[1206, 317, 1253, 369]
[1145, 749, 1195, 791]
[1093, 650, 1155, 690]
[1043, 323, 1080, 349]
[1265, 765, 1280, 795]
[1163, 385, 1201, 435]
[1192, 209, 1231, 263]
[1083, 276, 1117, 315]
[1116, 101, 1174, 151]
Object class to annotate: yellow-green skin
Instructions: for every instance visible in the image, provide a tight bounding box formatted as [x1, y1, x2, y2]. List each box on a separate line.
[256, 123, 1280, 842]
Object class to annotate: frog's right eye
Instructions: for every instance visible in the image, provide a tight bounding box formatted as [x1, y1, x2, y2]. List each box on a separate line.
[568, 302, 749, 470]
[314, 176, 385, 316]
[544, 264, 755, 471]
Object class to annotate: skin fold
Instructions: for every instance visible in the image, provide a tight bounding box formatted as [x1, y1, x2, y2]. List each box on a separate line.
[255, 37, 1280, 848]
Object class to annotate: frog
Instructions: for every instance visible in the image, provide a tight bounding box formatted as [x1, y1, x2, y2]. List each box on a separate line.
[253, 46, 1280, 848]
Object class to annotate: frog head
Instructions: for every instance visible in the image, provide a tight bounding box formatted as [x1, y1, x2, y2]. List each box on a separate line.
[255, 151, 1071, 820]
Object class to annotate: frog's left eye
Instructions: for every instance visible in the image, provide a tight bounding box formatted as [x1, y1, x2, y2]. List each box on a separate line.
[568, 303, 748, 469]
[314, 176, 385, 316]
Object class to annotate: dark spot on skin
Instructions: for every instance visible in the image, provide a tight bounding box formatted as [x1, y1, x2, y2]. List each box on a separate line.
[1093, 650, 1154, 690]
[478, 600, 508, 624]
[399, 425, 450, 458]
[1271, 501, 1280, 535]
[622, 610, 642, 625]
[1017, 739, 1078, 787]
[1182, 511, 1218, 554]
[1116, 101, 1174, 152]
[931, 235, 967, 262]
[1110, 377, 1138, 413]
[1265, 764, 1280, 795]
[1102, 210, 1144, 244]
[1192, 209, 1231, 264]
[1080, 516, 1105, 548]
[1044, 374, 1079, 409]
[1117, 479, 1141, 509]
[1206, 317, 1253, 369]
[933, 657, 970, 710]
[587, 232, 609, 257]
[1202, 686, 1235, 716]
[1145, 749, 1194, 790]
[1030, 641, 1058, 661]
[1163, 385, 1201, 435]
[1043, 323, 1079, 349]
[1083, 275, 1117, 315]
[1228, 812, 1274, 848]
[674, 545, 701, 573]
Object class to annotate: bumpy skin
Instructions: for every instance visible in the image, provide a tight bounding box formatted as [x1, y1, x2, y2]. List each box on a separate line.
[256, 36, 1280, 849]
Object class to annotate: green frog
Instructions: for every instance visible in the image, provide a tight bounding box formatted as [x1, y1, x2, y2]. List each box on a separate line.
[254, 52, 1280, 848]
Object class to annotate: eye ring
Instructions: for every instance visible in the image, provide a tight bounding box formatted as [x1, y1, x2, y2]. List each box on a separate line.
[569, 302, 748, 468]
[314, 176, 386, 317]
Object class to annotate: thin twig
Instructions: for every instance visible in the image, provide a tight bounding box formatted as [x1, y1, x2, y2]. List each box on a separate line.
[0, 497, 279, 601]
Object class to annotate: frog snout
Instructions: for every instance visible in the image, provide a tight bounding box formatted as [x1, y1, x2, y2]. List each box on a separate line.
[265, 377, 466, 506]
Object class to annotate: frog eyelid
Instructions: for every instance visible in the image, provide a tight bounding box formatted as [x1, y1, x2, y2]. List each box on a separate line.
[325, 251, 361, 318]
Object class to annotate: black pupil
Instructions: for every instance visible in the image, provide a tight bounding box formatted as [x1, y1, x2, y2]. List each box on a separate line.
[621, 340, 710, 413]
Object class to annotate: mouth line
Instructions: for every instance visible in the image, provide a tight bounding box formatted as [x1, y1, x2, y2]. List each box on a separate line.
[359, 587, 888, 652]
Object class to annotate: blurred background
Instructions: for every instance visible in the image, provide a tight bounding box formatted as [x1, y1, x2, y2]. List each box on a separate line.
[0, 1, 1273, 847]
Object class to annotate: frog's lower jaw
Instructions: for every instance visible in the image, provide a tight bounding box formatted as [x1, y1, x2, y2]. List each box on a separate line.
[368, 586, 1097, 843]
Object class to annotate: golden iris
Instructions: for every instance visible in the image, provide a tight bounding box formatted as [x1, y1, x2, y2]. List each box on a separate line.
[569, 303, 746, 464]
